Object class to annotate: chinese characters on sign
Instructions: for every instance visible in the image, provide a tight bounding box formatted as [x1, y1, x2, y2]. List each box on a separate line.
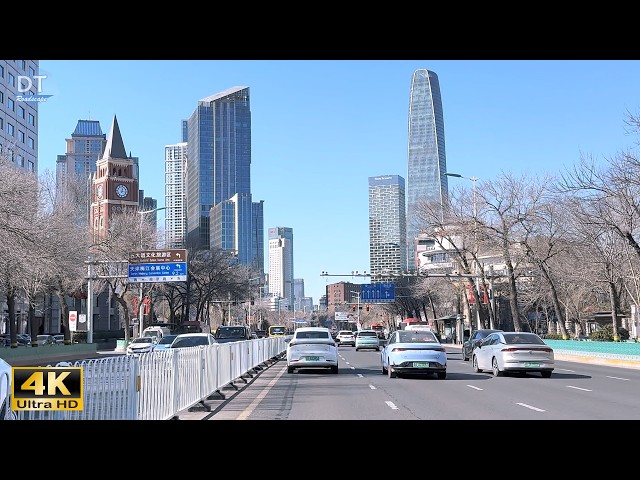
[128, 249, 188, 283]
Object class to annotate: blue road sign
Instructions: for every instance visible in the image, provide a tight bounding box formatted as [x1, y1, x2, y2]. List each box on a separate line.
[361, 283, 395, 303]
[128, 262, 187, 283]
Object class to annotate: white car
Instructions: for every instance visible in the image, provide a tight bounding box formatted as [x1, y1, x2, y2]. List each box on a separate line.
[381, 329, 447, 379]
[169, 333, 217, 348]
[472, 331, 554, 377]
[355, 329, 380, 351]
[336, 330, 356, 347]
[126, 336, 157, 355]
[286, 327, 338, 374]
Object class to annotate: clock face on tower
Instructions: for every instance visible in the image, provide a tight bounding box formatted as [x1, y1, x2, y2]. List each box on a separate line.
[115, 184, 128, 198]
[96, 185, 103, 200]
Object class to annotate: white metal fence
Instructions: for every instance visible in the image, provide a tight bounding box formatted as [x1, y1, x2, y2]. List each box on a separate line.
[14, 336, 288, 420]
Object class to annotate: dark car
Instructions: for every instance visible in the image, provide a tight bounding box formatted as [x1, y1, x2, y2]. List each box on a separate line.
[462, 328, 503, 361]
[214, 325, 252, 343]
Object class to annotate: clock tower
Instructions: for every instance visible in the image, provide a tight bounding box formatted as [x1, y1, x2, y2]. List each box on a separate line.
[90, 115, 139, 241]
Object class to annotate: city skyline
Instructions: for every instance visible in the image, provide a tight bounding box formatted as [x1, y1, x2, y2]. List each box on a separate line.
[34, 60, 640, 302]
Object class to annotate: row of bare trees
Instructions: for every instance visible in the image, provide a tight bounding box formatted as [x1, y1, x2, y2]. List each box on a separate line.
[0, 147, 264, 346]
[396, 112, 640, 340]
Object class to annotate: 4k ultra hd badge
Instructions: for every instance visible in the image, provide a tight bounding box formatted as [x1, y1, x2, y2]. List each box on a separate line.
[12, 367, 84, 411]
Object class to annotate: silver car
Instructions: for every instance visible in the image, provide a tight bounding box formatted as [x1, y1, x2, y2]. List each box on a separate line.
[355, 329, 380, 351]
[286, 327, 338, 374]
[472, 331, 554, 378]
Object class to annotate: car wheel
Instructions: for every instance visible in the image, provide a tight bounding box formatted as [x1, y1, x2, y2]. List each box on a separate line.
[437, 371, 446, 380]
[541, 370, 552, 378]
[355, 348, 359, 351]
[331, 365, 338, 374]
[287, 366, 294, 373]
[491, 357, 502, 377]
[388, 362, 397, 378]
[472, 355, 481, 373]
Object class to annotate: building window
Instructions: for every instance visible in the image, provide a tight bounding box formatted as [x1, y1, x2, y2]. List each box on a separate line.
[28, 160, 34, 172]
[7, 123, 14, 136]
[0, 91, 3, 104]
[28, 137, 34, 149]
[18, 130, 25, 143]
[7, 98, 14, 111]
[0, 118, 3, 130]
[28, 66, 35, 77]
[17, 154, 24, 167]
[0, 64, 4, 77]
[20, 60, 26, 70]
[18, 105, 25, 118]
[28, 112, 35, 126]
[8, 72, 15, 87]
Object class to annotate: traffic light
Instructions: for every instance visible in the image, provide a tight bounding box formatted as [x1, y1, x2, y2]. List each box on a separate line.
[366, 305, 370, 312]
[352, 305, 356, 312]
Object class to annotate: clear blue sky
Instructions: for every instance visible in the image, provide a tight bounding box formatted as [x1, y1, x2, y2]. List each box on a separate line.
[36, 60, 640, 303]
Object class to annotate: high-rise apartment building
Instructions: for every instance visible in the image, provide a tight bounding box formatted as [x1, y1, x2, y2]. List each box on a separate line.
[165, 142, 187, 248]
[0, 60, 39, 174]
[185, 86, 264, 275]
[268, 227, 294, 311]
[368, 175, 407, 281]
[406, 69, 448, 271]
[56, 119, 106, 224]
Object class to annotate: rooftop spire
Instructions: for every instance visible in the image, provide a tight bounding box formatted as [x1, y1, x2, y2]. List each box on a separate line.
[102, 115, 128, 160]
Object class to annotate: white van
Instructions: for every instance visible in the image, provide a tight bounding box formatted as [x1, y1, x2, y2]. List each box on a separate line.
[141, 326, 171, 341]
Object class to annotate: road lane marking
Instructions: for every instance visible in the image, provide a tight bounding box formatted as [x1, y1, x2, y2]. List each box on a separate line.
[516, 402, 545, 412]
[385, 401, 399, 410]
[466, 385, 483, 391]
[236, 366, 287, 420]
[606, 375, 630, 381]
[567, 385, 592, 391]
[369, 384, 376, 390]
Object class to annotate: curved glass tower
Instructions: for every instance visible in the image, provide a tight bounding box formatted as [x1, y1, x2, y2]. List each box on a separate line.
[406, 69, 448, 272]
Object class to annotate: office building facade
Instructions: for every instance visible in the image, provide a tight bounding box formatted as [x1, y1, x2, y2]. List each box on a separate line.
[185, 86, 264, 275]
[0, 60, 39, 174]
[368, 175, 407, 281]
[406, 68, 448, 271]
[268, 227, 294, 311]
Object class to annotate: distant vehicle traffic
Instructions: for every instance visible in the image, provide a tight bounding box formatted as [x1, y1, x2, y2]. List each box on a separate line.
[215, 325, 252, 343]
[286, 327, 338, 374]
[336, 330, 356, 347]
[170, 333, 217, 348]
[370, 323, 386, 339]
[153, 334, 178, 352]
[267, 325, 286, 337]
[126, 336, 157, 355]
[381, 329, 447, 379]
[471, 331, 554, 378]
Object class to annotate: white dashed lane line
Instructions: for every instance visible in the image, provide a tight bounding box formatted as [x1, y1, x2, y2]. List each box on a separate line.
[516, 402, 546, 412]
[385, 401, 399, 410]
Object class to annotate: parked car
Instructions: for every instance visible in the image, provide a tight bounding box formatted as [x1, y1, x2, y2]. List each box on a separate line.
[355, 329, 380, 351]
[35, 334, 55, 346]
[153, 334, 178, 352]
[126, 336, 157, 355]
[169, 333, 217, 348]
[214, 325, 252, 343]
[462, 328, 503, 361]
[381, 329, 447, 379]
[286, 327, 338, 374]
[471, 331, 554, 378]
[52, 334, 65, 344]
[336, 330, 356, 347]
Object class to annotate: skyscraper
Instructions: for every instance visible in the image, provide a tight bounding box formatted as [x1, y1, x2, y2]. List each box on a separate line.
[185, 86, 264, 275]
[368, 175, 407, 281]
[406, 69, 448, 271]
[0, 60, 39, 174]
[268, 227, 294, 311]
[165, 142, 187, 248]
[56, 119, 106, 224]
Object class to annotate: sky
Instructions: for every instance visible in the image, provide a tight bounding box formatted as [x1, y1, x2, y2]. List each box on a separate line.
[35, 60, 640, 304]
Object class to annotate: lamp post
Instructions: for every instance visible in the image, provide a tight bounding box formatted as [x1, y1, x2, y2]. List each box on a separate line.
[445, 172, 481, 331]
[136, 206, 167, 337]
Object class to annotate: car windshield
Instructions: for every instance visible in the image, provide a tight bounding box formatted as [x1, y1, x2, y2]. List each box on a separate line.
[398, 331, 437, 343]
[216, 327, 246, 338]
[133, 337, 153, 344]
[503, 333, 545, 345]
[172, 336, 209, 347]
[157, 335, 177, 345]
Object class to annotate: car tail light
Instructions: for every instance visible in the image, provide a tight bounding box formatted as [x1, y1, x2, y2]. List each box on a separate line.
[502, 347, 553, 353]
[392, 346, 445, 352]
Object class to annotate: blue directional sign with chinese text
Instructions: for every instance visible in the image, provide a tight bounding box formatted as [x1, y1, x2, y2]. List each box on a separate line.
[360, 283, 395, 303]
[128, 249, 187, 283]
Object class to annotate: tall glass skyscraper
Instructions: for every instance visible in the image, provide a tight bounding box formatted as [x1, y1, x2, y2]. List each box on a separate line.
[186, 86, 264, 275]
[368, 175, 407, 281]
[406, 69, 448, 272]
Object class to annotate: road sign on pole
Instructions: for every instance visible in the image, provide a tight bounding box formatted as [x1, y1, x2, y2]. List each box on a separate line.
[360, 283, 395, 303]
[128, 249, 188, 283]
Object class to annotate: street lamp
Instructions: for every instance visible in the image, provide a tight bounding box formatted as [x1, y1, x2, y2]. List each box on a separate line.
[136, 206, 167, 337]
[445, 172, 481, 332]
